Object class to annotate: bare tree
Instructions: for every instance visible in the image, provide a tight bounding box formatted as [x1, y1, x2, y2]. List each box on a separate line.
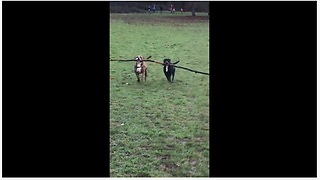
[191, 2, 196, 16]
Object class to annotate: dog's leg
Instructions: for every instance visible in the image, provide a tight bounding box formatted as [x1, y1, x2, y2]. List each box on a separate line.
[134, 66, 140, 82]
[172, 70, 175, 83]
[136, 73, 140, 82]
[166, 74, 171, 82]
[142, 72, 145, 82]
[144, 69, 147, 81]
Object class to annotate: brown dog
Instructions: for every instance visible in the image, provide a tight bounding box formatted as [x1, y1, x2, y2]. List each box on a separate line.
[134, 55, 147, 82]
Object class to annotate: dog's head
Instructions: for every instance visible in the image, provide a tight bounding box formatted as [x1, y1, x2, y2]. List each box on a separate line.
[135, 55, 144, 66]
[135, 55, 144, 62]
[135, 56, 144, 73]
[163, 59, 171, 65]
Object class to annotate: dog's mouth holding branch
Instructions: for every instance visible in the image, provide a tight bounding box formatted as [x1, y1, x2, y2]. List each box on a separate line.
[134, 55, 147, 82]
[135, 55, 143, 73]
[163, 59, 179, 71]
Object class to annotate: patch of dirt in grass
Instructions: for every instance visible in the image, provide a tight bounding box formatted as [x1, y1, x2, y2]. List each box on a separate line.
[140, 145, 152, 150]
[162, 162, 179, 171]
[195, 146, 207, 152]
[189, 158, 198, 166]
[163, 144, 176, 150]
[141, 154, 150, 158]
[156, 154, 171, 161]
[176, 137, 190, 145]
[160, 162, 186, 177]
[159, 161, 181, 176]
[136, 172, 151, 177]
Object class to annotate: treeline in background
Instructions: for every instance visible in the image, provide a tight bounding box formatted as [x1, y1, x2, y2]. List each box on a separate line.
[110, 1, 209, 15]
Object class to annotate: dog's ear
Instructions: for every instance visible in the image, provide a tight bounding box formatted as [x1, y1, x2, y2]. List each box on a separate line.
[173, 61, 180, 64]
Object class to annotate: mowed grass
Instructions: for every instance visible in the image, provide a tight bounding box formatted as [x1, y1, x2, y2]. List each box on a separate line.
[110, 13, 209, 177]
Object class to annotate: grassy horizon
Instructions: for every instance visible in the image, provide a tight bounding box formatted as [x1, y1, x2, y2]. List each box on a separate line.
[110, 13, 209, 177]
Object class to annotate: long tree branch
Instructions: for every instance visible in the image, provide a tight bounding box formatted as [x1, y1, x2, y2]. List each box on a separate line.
[110, 59, 210, 75]
[174, 65, 210, 75]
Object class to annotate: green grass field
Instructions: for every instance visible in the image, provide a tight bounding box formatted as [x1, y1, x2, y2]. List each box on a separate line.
[110, 13, 209, 177]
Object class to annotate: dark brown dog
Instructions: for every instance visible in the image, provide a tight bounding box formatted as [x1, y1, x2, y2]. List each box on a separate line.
[134, 55, 147, 82]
